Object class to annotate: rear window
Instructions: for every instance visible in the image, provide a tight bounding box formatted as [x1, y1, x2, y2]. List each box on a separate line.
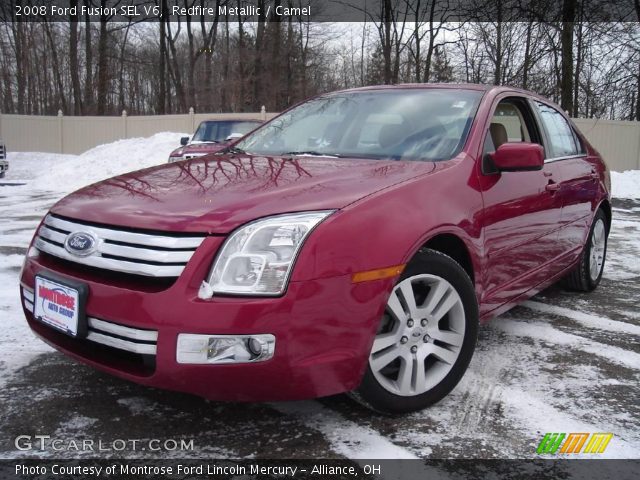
[535, 102, 580, 158]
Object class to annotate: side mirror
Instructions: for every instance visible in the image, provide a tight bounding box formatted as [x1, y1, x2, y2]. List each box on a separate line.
[180, 136, 189, 146]
[490, 142, 544, 172]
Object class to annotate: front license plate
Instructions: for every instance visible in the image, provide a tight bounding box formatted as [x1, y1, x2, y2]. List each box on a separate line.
[34, 275, 86, 338]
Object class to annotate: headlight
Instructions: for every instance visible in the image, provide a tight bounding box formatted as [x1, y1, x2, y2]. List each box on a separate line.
[168, 148, 184, 162]
[200, 211, 334, 297]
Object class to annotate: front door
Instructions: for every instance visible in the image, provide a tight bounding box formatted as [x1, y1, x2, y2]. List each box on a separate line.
[477, 97, 565, 314]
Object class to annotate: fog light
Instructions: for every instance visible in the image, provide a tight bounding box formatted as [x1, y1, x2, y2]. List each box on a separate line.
[176, 334, 275, 364]
[248, 337, 265, 356]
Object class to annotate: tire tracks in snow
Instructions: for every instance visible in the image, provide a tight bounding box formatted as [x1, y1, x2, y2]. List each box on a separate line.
[522, 300, 640, 336]
[495, 319, 640, 371]
[462, 369, 640, 459]
[269, 401, 419, 459]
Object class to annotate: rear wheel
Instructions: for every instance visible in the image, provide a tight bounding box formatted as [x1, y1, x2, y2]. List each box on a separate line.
[352, 249, 478, 414]
[564, 209, 608, 292]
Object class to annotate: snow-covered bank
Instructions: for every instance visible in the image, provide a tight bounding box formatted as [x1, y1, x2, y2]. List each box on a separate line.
[611, 170, 640, 200]
[5, 132, 186, 195]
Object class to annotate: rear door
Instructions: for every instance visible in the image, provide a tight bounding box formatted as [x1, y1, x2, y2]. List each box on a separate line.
[533, 101, 598, 264]
[479, 96, 565, 312]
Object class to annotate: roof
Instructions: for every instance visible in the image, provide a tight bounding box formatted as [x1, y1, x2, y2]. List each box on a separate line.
[328, 83, 547, 100]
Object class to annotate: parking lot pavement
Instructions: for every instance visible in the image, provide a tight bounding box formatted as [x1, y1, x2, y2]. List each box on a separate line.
[1, 190, 638, 460]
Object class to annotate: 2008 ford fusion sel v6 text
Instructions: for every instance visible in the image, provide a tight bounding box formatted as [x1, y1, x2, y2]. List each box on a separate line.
[20, 84, 610, 414]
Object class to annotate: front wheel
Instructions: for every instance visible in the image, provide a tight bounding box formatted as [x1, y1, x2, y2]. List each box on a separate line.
[352, 249, 478, 414]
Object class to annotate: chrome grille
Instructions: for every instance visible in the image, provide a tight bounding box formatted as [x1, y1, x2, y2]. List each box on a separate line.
[34, 214, 205, 277]
[22, 286, 157, 355]
[22, 284, 34, 312]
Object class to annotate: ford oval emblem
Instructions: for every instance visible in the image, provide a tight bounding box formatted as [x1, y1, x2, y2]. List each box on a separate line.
[64, 231, 98, 257]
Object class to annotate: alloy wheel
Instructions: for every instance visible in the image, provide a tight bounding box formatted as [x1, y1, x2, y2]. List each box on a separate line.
[589, 218, 606, 282]
[369, 274, 466, 397]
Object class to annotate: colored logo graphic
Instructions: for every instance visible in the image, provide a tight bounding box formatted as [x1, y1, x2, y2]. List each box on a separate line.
[536, 433, 613, 454]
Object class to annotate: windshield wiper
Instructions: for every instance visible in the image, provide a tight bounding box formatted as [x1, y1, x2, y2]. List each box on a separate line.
[282, 151, 341, 158]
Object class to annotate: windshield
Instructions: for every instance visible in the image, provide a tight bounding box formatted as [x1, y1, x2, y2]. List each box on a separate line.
[192, 120, 261, 143]
[235, 89, 482, 161]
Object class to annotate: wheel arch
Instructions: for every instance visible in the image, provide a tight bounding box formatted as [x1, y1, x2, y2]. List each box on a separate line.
[408, 232, 476, 286]
[597, 198, 612, 234]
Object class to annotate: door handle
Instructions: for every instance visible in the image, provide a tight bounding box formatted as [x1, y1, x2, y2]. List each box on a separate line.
[543, 171, 553, 177]
[545, 181, 560, 192]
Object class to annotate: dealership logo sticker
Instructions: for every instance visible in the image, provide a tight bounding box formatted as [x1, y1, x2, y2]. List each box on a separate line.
[34, 276, 81, 337]
[536, 433, 613, 454]
[64, 231, 97, 257]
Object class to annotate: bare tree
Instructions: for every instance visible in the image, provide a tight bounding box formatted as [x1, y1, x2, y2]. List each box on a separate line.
[0, 4, 638, 121]
[560, 0, 576, 113]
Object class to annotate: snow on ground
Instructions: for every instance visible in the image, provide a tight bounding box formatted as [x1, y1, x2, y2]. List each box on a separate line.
[0, 190, 56, 389]
[0, 136, 639, 461]
[270, 402, 420, 459]
[611, 170, 640, 200]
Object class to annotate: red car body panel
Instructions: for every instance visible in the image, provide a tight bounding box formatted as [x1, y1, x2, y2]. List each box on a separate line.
[20, 84, 611, 401]
[49, 157, 435, 233]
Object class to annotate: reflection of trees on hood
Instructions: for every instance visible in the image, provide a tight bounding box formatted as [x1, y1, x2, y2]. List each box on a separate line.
[82, 156, 313, 198]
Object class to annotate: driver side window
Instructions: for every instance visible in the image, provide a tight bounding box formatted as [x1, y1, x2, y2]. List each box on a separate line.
[483, 98, 540, 173]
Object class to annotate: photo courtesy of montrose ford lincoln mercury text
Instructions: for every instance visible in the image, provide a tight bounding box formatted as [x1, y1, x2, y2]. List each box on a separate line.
[19, 84, 610, 414]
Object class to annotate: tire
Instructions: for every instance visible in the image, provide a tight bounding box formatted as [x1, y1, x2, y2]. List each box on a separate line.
[564, 209, 608, 292]
[0, 171, 4, 179]
[352, 249, 479, 414]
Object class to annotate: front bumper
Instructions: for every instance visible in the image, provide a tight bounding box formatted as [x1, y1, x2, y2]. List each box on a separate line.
[20, 240, 392, 401]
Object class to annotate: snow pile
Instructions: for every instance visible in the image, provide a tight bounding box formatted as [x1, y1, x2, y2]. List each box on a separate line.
[5, 152, 76, 182]
[6, 132, 186, 195]
[611, 170, 640, 199]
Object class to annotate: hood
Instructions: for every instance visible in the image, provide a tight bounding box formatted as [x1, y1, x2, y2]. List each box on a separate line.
[50, 154, 436, 234]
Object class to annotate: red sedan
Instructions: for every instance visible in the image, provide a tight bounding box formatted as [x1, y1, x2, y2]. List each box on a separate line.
[20, 84, 610, 413]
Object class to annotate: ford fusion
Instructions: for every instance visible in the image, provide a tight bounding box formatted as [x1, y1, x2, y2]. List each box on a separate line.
[20, 85, 610, 413]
